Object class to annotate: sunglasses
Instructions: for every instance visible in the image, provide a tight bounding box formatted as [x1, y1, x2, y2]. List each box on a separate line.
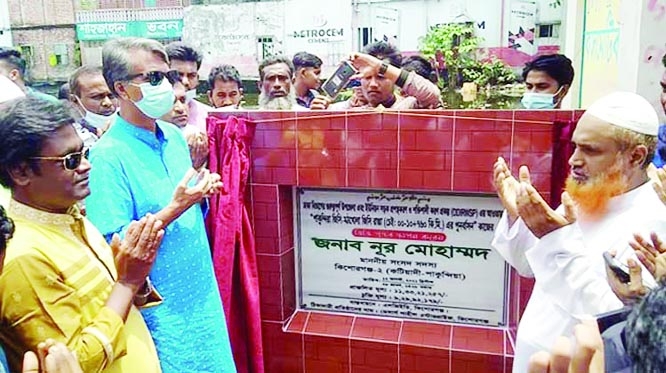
[30, 148, 90, 171]
[128, 70, 181, 86]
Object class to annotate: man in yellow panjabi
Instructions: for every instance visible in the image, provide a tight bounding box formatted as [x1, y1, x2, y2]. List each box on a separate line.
[0, 97, 164, 373]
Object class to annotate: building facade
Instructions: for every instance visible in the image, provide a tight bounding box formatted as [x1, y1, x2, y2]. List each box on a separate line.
[182, 0, 566, 79]
[6, 0, 78, 83]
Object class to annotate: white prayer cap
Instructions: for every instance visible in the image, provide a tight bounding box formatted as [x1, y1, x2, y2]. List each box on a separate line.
[0, 75, 24, 103]
[585, 91, 659, 136]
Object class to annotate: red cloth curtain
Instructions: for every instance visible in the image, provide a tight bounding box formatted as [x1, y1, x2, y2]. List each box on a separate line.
[550, 120, 577, 208]
[206, 115, 264, 373]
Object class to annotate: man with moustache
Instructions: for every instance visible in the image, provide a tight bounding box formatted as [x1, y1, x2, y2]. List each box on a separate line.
[207, 64, 243, 109]
[257, 55, 307, 111]
[0, 97, 163, 373]
[68, 66, 117, 144]
[491, 91, 666, 373]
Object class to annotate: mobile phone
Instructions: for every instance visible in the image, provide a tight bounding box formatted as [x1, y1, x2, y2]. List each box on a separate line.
[595, 306, 631, 334]
[321, 61, 358, 99]
[603, 251, 631, 283]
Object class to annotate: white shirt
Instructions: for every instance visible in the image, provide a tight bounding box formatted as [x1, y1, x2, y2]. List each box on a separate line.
[492, 182, 666, 372]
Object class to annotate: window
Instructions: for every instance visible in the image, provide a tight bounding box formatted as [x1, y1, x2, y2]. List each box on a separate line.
[53, 44, 69, 66]
[537, 23, 560, 38]
[17, 45, 34, 67]
[257, 36, 275, 61]
[357, 27, 373, 50]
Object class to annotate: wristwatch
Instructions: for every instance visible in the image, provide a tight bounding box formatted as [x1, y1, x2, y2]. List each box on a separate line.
[378, 62, 389, 77]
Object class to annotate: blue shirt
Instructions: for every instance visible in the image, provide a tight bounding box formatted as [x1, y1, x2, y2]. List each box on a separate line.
[0, 346, 8, 373]
[653, 124, 666, 168]
[86, 115, 236, 373]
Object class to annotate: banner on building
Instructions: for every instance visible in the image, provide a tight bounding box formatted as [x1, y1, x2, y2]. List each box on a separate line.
[507, 0, 537, 56]
[182, 3, 278, 78]
[76, 20, 183, 41]
[284, 0, 352, 68]
[372, 6, 400, 47]
[296, 188, 508, 327]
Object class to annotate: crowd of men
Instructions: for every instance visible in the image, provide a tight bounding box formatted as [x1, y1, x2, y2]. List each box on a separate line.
[0, 37, 664, 373]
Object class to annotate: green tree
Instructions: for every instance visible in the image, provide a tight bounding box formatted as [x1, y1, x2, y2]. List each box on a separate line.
[419, 23, 482, 90]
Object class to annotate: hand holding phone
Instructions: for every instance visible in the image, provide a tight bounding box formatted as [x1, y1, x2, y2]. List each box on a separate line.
[603, 251, 631, 283]
[321, 61, 358, 100]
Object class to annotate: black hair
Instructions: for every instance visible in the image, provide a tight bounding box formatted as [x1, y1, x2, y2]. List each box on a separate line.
[521, 54, 574, 87]
[0, 97, 75, 188]
[362, 41, 402, 68]
[258, 55, 294, 81]
[207, 64, 242, 90]
[292, 52, 323, 70]
[58, 82, 70, 100]
[68, 65, 103, 97]
[0, 47, 26, 77]
[402, 55, 437, 83]
[165, 41, 203, 69]
[0, 205, 14, 256]
[626, 282, 666, 372]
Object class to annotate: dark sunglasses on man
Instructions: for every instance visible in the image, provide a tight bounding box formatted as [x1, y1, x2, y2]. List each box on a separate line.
[29, 148, 90, 171]
[128, 70, 181, 86]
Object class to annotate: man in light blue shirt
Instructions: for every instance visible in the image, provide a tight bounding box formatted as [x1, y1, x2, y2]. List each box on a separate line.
[86, 37, 236, 373]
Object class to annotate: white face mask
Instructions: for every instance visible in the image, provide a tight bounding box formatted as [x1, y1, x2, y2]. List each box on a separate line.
[185, 89, 197, 103]
[521, 86, 564, 110]
[74, 96, 113, 128]
[131, 79, 175, 119]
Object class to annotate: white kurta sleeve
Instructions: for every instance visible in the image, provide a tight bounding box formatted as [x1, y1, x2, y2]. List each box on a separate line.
[525, 224, 623, 317]
[491, 211, 539, 277]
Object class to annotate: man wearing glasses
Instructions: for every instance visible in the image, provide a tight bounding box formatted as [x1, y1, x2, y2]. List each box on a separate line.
[85, 37, 236, 373]
[0, 96, 164, 372]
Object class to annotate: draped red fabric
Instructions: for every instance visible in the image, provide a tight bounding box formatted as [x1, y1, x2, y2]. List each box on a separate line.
[206, 115, 264, 373]
[550, 120, 577, 208]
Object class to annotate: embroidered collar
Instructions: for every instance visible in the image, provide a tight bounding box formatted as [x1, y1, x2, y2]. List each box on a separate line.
[9, 199, 82, 226]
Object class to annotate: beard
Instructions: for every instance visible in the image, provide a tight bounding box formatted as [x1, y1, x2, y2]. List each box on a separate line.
[258, 91, 297, 110]
[565, 161, 628, 219]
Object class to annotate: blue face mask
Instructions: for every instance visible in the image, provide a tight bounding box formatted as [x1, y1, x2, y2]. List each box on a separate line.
[131, 79, 175, 119]
[521, 86, 564, 109]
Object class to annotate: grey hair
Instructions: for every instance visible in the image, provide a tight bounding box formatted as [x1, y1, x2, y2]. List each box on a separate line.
[102, 37, 169, 95]
[69, 65, 103, 97]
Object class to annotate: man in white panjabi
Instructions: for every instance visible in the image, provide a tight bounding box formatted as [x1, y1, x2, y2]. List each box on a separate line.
[491, 92, 666, 373]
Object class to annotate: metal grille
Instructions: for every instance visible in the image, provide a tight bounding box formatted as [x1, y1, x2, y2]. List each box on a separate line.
[76, 6, 184, 22]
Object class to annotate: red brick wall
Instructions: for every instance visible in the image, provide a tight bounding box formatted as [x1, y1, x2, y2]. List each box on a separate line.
[210, 109, 584, 373]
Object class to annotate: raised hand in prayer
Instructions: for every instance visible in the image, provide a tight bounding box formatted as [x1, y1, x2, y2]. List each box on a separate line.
[630, 232, 666, 282]
[605, 251, 648, 306]
[527, 320, 604, 373]
[648, 163, 666, 205]
[171, 168, 223, 209]
[516, 165, 576, 238]
[492, 157, 521, 226]
[112, 214, 164, 292]
[185, 131, 209, 170]
[22, 339, 83, 373]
